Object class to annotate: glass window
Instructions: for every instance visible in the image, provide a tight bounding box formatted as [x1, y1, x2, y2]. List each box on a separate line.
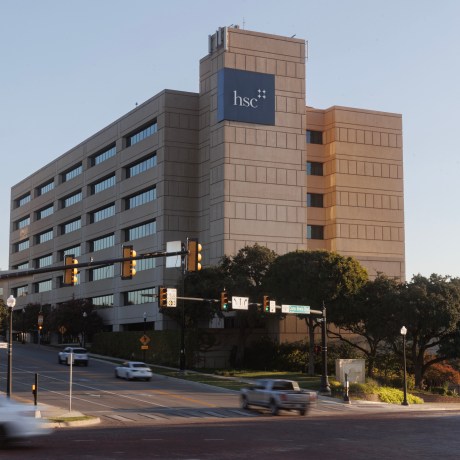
[62, 191, 82, 208]
[307, 162, 323, 176]
[89, 265, 114, 281]
[307, 225, 324, 240]
[90, 234, 115, 252]
[63, 164, 83, 182]
[60, 245, 81, 260]
[126, 121, 157, 147]
[124, 287, 155, 306]
[91, 144, 116, 166]
[126, 153, 157, 178]
[16, 193, 31, 207]
[37, 204, 54, 220]
[14, 262, 29, 270]
[35, 279, 53, 293]
[36, 229, 53, 244]
[15, 239, 30, 252]
[136, 258, 156, 272]
[14, 285, 29, 297]
[91, 175, 116, 194]
[89, 203, 116, 223]
[37, 180, 55, 196]
[35, 254, 53, 268]
[126, 188, 156, 210]
[307, 193, 324, 208]
[62, 218, 81, 234]
[306, 130, 323, 144]
[91, 294, 114, 308]
[125, 220, 156, 242]
[15, 216, 30, 229]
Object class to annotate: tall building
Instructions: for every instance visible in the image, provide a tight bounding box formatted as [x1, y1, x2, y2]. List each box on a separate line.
[8, 26, 404, 333]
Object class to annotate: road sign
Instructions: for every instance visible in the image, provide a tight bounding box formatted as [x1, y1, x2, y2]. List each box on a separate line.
[0, 342, 6, 349]
[141, 345, 149, 350]
[140, 335, 151, 346]
[167, 288, 177, 307]
[232, 296, 249, 310]
[59, 325, 67, 334]
[166, 241, 182, 268]
[269, 300, 276, 313]
[281, 304, 310, 314]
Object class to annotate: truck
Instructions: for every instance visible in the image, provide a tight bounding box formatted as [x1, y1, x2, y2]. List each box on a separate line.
[240, 379, 317, 416]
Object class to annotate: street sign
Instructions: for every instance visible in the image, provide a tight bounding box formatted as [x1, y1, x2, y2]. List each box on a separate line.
[167, 288, 177, 307]
[281, 304, 310, 314]
[166, 241, 182, 268]
[140, 335, 151, 345]
[59, 325, 67, 334]
[141, 345, 149, 350]
[269, 300, 276, 313]
[232, 296, 249, 310]
[0, 342, 7, 349]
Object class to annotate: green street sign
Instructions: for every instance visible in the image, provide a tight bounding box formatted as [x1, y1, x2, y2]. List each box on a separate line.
[281, 304, 310, 314]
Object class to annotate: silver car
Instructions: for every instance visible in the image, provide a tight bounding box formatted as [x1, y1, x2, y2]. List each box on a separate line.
[58, 347, 89, 366]
[0, 397, 51, 447]
[115, 361, 153, 381]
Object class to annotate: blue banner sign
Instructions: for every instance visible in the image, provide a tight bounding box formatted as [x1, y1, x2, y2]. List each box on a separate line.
[217, 68, 275, 125]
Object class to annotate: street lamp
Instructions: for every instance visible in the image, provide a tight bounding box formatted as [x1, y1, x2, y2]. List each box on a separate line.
[82, 312, 87, 348]
[400, 326, 409, 406]
[6, 295, 16, 398]
[143, 312, 147, 362]
[22, 307, 26, 344]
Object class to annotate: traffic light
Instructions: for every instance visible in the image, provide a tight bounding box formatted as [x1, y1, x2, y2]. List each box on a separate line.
[159, 286, 167, 309]
[187, 238, 202, 272]
[263, 295, 270, 313]
[220, 290, 229, 311]
[64, 255, 79, 285]
[122, 245, 137, 279]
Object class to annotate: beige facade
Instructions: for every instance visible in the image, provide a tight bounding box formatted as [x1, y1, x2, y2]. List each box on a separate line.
[7, 26, 404, 333]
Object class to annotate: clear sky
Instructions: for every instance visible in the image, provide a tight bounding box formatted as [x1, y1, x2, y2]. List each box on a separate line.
[1, 0, 459, 280]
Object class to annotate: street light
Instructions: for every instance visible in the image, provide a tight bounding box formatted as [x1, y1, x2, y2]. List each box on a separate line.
[22, 307, 26, 344]
[400, 326, 409, 406]
[143, 312, 147, 362]
[82, 312, 87, 348]
[6, 295, 16, 398]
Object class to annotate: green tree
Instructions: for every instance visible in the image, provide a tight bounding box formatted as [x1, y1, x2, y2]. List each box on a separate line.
[263, 250, 368, 374]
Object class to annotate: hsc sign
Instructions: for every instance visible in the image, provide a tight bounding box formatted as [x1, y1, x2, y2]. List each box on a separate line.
[217, 68, 275, 125]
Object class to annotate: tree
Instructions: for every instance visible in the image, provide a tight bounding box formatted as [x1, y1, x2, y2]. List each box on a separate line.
[263, 250, 368, 374]
[397, 274, 460, 388]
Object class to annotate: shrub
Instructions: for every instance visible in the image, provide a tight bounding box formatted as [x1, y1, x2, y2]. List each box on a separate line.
[424, 362, 460, 389]
[377, 386, 423, 404]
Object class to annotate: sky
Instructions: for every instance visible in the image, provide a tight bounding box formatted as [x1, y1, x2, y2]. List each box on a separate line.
[1, 0, 459, 280]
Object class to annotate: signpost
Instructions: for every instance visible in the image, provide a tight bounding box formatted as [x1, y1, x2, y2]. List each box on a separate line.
[281, 305, 310, 314]
[232, 296, 249, 310]
[167, 288, 177, 307]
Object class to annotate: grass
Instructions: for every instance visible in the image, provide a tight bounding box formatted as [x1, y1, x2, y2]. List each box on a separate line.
[48, 415, 96, 422]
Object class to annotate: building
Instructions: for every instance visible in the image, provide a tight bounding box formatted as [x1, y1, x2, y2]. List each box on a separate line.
[8, 26, 404, 334]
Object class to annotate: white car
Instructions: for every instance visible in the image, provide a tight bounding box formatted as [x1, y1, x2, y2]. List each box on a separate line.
[0, 397, 51, 447]
[115, 361, 153, 381]
[58, 347, 89, 366]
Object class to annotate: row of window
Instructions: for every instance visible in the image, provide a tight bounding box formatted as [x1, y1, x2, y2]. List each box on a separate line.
[13, 154, 157, 231]
[14, 120, 158, 209]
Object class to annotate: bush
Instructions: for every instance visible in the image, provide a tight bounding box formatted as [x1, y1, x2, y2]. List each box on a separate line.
[377, 387, 423, 404]
[424, 362, 460, 389]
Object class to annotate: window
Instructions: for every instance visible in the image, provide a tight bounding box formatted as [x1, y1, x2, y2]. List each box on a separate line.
[306, 130, 323, 144]
[124, 287, 155, 306]
[89, 265, 114, 281]
[37, 180, 54, 196]
[307, 162, 323, 176]
[60, 245, 81, 260]
[90, 234, 115, 252]
[36, 229, 53, 244]
[125, 187, 156, 210]
[15, 239, 30, 252]
[16, 193, 31, 207]
[307, 225, 324, 240]
[91, 175, 116, 194]
[62, 191, 82, 208]
[35, 279, 53, 293]
[62, 164, 82, 182]
[136, 258, 156, 272]
[35, 254, 53, 268]
[89, 203, 116, 223]
[126, 120, 157, 147]
[125, 220, 156, 241]
[15, 216, 30, 230]
[307, 193, 324, 208]
[91, 294, 114, 308]
[14, 262, 29, 270]
[14, 285, 28, 297]
[126, 153, 157, 178]
[61, 218, 81, 234]
[90, 144, 116, 166]
[37, 204, 54, 220]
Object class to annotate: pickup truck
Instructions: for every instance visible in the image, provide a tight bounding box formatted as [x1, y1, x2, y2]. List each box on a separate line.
[240, 379, 317, 416]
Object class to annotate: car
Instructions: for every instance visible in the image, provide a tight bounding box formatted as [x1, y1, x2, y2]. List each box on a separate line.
[114, 361, 153, 381]
[58, 347, 89, 366]
[0, 397, 51, 447]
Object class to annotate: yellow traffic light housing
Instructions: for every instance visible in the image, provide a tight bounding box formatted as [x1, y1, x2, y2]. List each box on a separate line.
[220, 290, 229, 311]
[159, 286, 168, 309]
[263, 295, 270, 313]
[122, 245, 137, 279]
[187, 238, 202, 272]
[64, 255, 79, 285]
